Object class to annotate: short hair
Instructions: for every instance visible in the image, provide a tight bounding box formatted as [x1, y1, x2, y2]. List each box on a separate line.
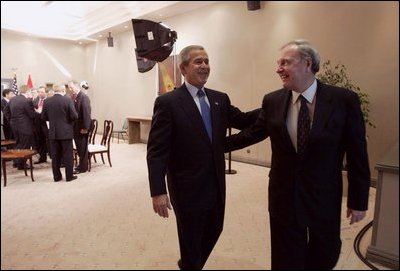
[68, 80, 80, 88]
[53, 84, 62, 93]
[179, 45, 205, 66]
[281, 39, 320, 73]
[2, 89, 13, 97]
[19, 85, 29, 94]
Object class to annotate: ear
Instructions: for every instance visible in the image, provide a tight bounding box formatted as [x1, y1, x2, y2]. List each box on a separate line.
[179, 64, 186, 75]
[304, 57, 312, 71]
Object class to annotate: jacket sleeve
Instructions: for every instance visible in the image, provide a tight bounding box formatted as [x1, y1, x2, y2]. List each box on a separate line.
[146, 96, 172, 197]
[81, 95, 91, 130]
[226, 95, 270, 152]
[344, 91, 371, 211]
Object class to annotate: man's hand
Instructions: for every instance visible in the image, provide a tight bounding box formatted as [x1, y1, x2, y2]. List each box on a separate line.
[347, 208, 366, 225]
[152, 194, 172, 218]
[80, 128, 88, 134]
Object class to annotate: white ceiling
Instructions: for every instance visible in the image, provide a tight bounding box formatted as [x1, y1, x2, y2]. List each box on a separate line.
[1, 1, 216, 43]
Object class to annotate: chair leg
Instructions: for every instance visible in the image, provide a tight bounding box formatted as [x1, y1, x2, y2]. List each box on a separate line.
[100, 153, 105, 164]
[107, 150, 112, 167]
[117, 133, 120, 144]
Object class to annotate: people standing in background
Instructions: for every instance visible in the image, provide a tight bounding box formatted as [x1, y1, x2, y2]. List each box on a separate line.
[226, 39, 370, 269]
[68, 80, 91, 174]
[4, 85, 36, 169]
[147, 45, 260, 270]
[42, 84, 78, 182]
[33, 86, 49, 164]
[1, 89, 16, 140]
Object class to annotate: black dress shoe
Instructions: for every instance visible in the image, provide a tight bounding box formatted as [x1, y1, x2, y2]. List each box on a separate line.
[54, 177, 62, 182]
[177, 259, 183, 270]
[73, 169, 87, 174]
[66, 176, 78, 182]
[34, 160, 47, 164]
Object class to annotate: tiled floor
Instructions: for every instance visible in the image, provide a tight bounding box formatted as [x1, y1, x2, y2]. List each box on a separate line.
[1, 143, 392, 270]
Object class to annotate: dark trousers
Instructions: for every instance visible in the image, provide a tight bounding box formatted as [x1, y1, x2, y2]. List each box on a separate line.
[174, 202, 225, 270]
[74, 133, 88, 172]
[269, 215, 341, 270]
[12, 128, 33, 167]
[50, 139, 74, 181]
[34, 122, 48, 161]
[3, 121, 14, 140]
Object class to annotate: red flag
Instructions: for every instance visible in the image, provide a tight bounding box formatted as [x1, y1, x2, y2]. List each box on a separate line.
[27, 74, 33, 89]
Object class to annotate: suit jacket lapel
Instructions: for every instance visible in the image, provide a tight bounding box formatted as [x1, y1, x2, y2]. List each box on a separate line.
[177, 86, 212, 144]
[309, 83, 335, 143]
[205, 89, 222, 144]
[280, 90, 297, 153]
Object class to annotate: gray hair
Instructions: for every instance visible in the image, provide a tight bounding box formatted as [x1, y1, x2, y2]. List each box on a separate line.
[179, 45, 205, 66]
[281, 39, 320, 73]
[67, 80, 81, 90]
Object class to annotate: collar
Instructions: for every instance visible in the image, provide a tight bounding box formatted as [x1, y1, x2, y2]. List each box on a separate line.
[291, 79, 317, 104]
[185, 81, 205, 98]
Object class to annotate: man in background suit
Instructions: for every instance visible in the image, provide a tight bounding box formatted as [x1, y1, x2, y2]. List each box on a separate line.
[68, 80, 91, 174]
[1, 89, 15, 140]
[226, 40, 371, 269]
[147, 45, 260, 270]
[42, 85, 78, 182]
[4, 85, 36, 169]
[33, 86, 49, 163]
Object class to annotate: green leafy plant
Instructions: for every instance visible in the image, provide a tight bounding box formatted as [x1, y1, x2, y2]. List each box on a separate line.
[318, 60, 375, 128]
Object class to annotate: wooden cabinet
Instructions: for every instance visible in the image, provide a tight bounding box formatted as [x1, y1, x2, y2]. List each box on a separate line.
[366, 142, 399, 269]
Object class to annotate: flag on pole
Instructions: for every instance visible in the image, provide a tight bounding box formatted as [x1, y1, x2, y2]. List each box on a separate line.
[12, 74, 18, 95]
[27, 74, 33, 89]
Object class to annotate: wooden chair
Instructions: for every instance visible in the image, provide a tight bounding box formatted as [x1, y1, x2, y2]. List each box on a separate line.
[112, 119, 128, 143]
[88, 120, 113, 171]
[88, 119, 98, 145]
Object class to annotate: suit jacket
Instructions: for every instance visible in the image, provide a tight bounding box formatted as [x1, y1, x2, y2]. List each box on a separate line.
[147, 84, 259, 212]
[4, 95, 35, 135]
[42, 94, 78, 140]
[227, 80, 370, 226]
[1, 98, 12, 136]
[73, 91, 91, 133]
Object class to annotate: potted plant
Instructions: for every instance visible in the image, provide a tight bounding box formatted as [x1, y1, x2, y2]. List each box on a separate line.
[317, 60, 375, 129]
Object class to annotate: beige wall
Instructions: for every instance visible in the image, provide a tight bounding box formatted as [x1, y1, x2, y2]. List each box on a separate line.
[1, 1, 398, 180]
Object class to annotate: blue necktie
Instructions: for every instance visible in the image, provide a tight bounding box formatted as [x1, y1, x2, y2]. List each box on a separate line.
[197, 89, 212, 141]
[297, 95, 310, 154]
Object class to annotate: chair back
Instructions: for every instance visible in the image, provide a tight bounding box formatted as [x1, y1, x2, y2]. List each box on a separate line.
[101, 120, 114, 147]
[122, 119, 128, 130]
[88, 119, 98, 144]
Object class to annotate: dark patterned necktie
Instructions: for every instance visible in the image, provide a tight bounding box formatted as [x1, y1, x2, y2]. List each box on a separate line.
[297, 95, 310, 154]
[197, 89, 212, 141]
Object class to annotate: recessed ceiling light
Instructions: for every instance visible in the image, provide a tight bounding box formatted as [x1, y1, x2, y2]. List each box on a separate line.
[124, 25, 128, 29]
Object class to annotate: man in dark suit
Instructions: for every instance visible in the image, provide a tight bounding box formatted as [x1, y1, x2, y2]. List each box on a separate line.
[1, 89, 16, 140]
[226, 40, 371, 269]
[42, 85, 78, 182]
[33, 86, 49, 163]
[68, 80, 91, 174]
[147, 45, 260, 270]
[4, 85, 36, 169]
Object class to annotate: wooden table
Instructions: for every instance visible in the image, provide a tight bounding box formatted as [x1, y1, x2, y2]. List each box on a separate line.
[1, 149, 36, 187]
[1, 139, 16, 148]
[126, 116, 152, 144]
